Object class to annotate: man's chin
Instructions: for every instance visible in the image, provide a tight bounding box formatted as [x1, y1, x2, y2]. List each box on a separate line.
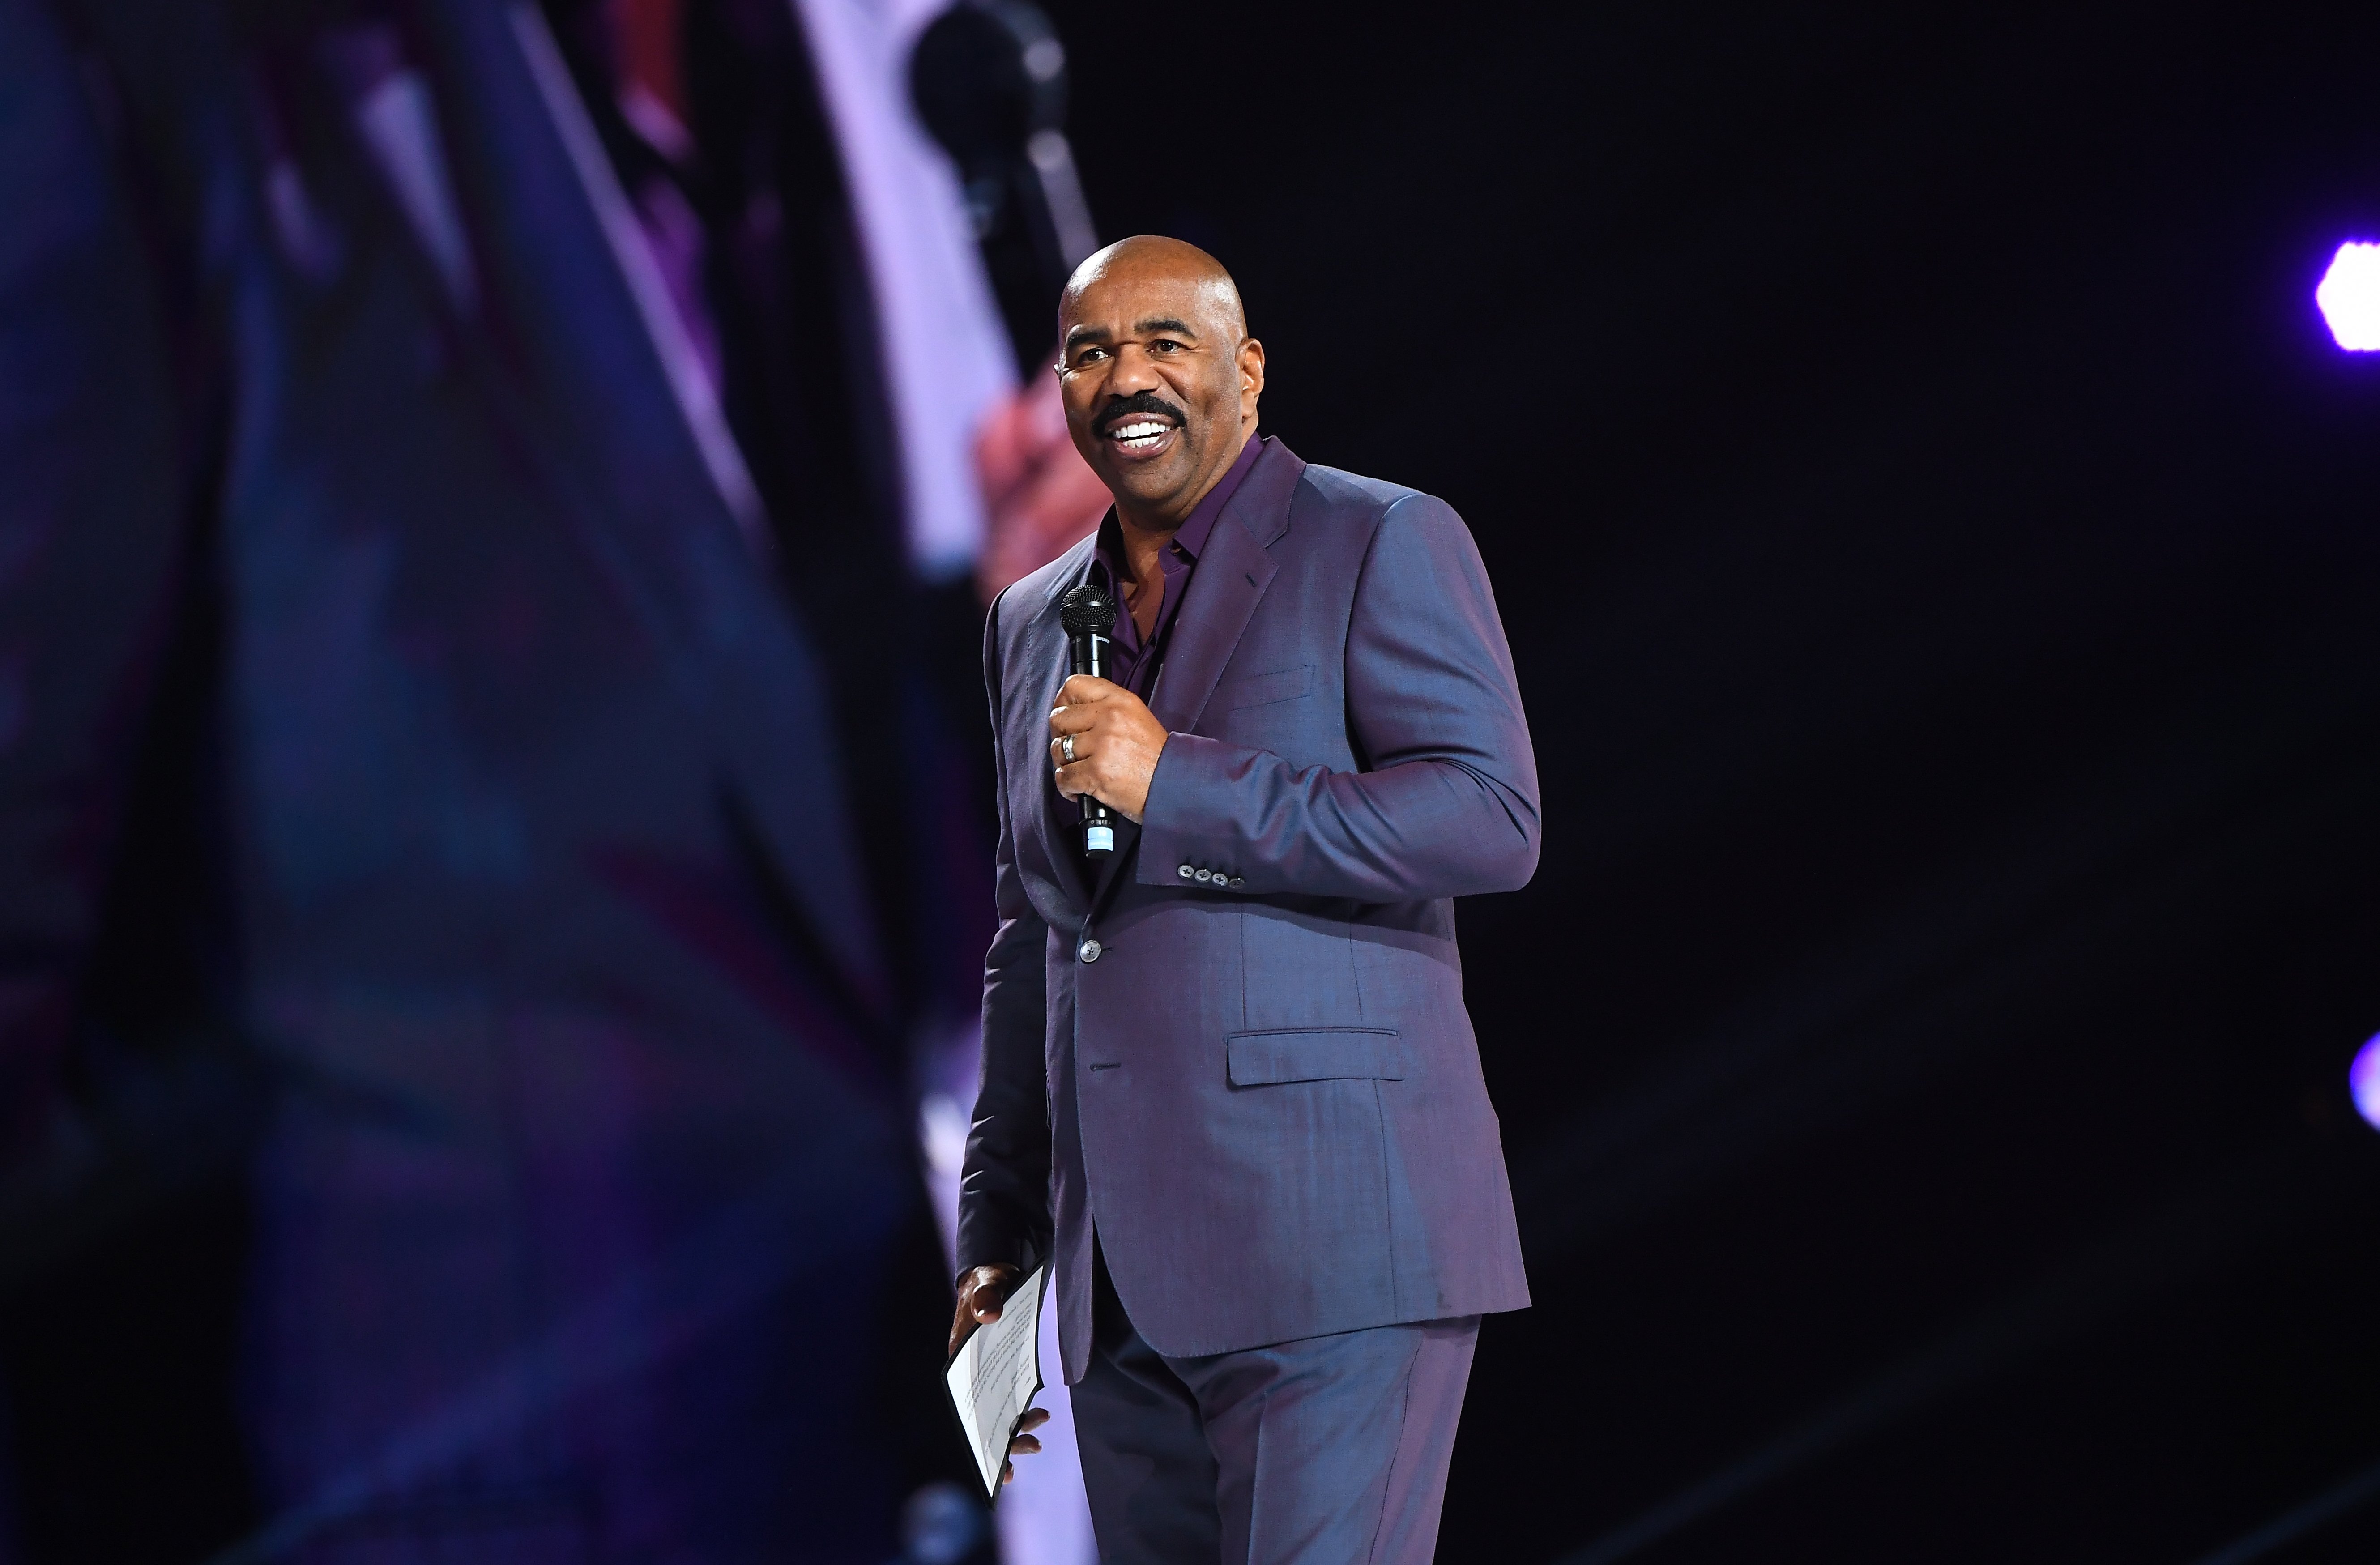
[1096, 457, 1199, 512]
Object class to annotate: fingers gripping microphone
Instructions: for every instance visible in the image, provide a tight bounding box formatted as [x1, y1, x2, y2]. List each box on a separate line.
[1058, 583, 1118, 855]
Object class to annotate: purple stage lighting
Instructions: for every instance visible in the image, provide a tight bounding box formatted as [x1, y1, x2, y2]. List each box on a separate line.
[2316, 242, 2380, 350]
[2352, 1034, 2380, 1132]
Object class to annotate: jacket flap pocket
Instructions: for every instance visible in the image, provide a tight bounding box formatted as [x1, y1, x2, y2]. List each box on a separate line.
[1227, 1028, 1406, 1086]
[1216, 664, 1314, 710]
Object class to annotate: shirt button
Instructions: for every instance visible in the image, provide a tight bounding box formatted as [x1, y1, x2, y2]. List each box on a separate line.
[1178, 864, 1194, 878]
[1078, 938, 1102, 963]
[1229, 877, 1245, 890]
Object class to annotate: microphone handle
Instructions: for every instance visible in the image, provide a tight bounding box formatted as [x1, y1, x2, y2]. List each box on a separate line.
[1071, 632, 1116, 854]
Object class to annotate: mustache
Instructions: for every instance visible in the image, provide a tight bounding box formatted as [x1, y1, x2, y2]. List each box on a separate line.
[1091, 392, 1187, 437]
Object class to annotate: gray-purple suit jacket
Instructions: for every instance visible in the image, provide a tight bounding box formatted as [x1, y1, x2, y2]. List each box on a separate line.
[962, 436, 1539, 1384]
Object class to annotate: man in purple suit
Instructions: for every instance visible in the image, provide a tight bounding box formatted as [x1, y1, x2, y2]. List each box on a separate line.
[951, 236, 1540, 1562]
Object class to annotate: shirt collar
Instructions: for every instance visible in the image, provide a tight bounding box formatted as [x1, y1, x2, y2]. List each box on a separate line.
[1090, 429, 1266, 591]
[1170, 431, 1265, 563]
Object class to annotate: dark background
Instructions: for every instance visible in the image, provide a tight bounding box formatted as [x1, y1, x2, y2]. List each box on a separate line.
[1042, 4, 2380, 1560]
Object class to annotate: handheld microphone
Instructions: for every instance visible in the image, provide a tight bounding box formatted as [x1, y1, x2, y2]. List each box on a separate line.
[909, 0, 1098, 378]
[1058, 583, 1118, 855]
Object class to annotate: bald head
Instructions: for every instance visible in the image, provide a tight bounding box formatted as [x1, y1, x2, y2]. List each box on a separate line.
[1053, 235, 1266, 532]
[1058, 235, 1247, 345]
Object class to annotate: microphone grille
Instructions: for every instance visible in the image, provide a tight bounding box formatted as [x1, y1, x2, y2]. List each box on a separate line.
[1059, 583, 1119, 637]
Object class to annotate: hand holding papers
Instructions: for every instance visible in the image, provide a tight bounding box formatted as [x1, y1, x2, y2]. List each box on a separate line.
[945, 1263, 1048, 1501]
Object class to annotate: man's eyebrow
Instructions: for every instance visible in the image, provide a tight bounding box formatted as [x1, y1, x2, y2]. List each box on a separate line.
[1063, 316, 1203, 350]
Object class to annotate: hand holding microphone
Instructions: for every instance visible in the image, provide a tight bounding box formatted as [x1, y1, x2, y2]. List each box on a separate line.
[1049, 674, 1168, 824]
[1053, 584, 1168, 833]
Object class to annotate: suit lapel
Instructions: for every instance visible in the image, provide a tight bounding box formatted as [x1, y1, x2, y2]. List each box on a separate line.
[1082, 440, 1305, 917]
[1147, 439, 1305, 735]
[394, 0, 889, 997]
[316, 24, 482, 315]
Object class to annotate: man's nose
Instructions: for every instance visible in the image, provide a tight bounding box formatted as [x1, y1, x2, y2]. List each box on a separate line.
[1106, 342, 1166, 392]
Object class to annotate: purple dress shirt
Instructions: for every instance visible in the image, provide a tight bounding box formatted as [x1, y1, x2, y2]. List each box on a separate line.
[1089, 432, 1268, 700]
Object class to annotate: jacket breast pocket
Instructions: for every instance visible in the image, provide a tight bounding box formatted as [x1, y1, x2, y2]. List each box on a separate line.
[1216, 663, 1314, 711]
[1227, 1027, 1408, 1086]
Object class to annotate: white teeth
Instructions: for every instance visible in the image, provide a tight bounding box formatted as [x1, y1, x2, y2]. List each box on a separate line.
[1110, 421, 1169, 442]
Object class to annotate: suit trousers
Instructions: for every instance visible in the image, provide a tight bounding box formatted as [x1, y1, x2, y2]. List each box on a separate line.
[1070, 1243, 1480, 1565]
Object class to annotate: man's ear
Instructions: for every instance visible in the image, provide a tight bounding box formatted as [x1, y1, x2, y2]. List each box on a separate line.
[1240, 337, 1267, 401]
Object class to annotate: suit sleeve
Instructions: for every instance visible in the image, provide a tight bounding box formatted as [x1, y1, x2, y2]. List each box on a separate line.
[1137, 493, 1541, 902]
[955, 588, 1054, 1280]
[0, 0, 190, 1156]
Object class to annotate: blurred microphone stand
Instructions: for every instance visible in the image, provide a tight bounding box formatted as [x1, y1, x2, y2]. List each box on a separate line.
[911, 0, 1098, 375]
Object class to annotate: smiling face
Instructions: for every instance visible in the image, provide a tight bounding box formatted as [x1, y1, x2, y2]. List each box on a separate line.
[1054, 238, 1266, 531]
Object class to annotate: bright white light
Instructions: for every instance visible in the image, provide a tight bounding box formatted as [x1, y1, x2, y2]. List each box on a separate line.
[2351, 1033, 2380, 1131]
[2315, 242, 2380, 350]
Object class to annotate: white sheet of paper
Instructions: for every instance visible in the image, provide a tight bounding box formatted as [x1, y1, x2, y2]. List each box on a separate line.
[946, 1264, 1048, 1502]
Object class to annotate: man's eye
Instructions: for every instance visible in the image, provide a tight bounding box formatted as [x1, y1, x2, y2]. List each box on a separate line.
[1151, 339, 1181, 353]
[1075, 347, 1108, 364]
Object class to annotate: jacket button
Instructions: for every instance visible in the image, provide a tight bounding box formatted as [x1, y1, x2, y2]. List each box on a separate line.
[1194, 868, 1213, 882]
[1078, 938, 1102, 963]
[1178, 864, 1194, 878]
[1229, 877, 1245, 890]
